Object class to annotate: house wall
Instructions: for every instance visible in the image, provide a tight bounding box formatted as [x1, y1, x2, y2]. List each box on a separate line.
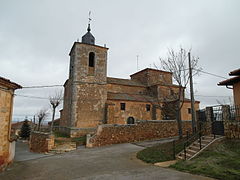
[0, 87, 14, 171]
[106, 100, 154, 124]
[181, 101, 200, 121]
[130, 69, 172, 86]
[233, 81, 240, 106]
[60, 81, 71, 127]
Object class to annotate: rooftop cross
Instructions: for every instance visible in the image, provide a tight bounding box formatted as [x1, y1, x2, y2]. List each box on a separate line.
[87, 11, 92, 32]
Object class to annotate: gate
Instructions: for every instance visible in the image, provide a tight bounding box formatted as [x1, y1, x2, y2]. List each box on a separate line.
[212, 121, 224, 135]
[197, 106, 224, 136]
[212, 106, 224, 136]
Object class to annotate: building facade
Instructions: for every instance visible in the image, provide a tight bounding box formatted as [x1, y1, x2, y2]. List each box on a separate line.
[218, 68, 240, 106]
[0, 77, 21, 171]
[59, 25, 199, 137]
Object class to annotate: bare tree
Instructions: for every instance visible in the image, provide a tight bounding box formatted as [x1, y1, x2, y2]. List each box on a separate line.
[37, 108, 48, 131]
[158, 47, 201, 138]
[49, 90, 63, 133]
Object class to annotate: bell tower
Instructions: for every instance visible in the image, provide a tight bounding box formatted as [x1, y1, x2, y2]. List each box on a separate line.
[63, 22, 108, 136]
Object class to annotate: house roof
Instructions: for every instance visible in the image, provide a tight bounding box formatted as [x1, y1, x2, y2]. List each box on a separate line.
[48, 118, 60, 125]
[130, 68, 172, 77]
[218, 76, 240, 86]
[107, 92, 154, 102]
[107, 77, 146, 87]
[184, 98, 200, 103]
[229, 68, 240, 76]
[0, 76, 22, 90]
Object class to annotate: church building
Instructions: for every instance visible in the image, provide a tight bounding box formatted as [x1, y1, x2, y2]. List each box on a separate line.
[59, 24, 200, 137]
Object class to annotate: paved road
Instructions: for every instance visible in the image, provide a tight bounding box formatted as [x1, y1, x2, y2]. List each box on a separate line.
[14, 141, 52, 162]
[1, 143, 213, 180]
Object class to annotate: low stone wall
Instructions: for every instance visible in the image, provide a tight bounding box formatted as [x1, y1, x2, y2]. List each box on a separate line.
[29, 131, 55, 153]
[55, 126, 96, 138]
[225, 121, 240, 139]
[87, 120, 192, 147]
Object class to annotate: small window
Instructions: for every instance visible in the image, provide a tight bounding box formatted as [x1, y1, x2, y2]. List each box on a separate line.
[146, 104, 151, 111]
[188, 108, 191, 114]
[120, 103, 126, 111]
[89, 52, 95, 67]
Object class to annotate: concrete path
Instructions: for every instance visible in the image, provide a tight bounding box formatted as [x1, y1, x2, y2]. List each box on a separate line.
[14, 141, 52, 162]
[1, 143, 213, 180]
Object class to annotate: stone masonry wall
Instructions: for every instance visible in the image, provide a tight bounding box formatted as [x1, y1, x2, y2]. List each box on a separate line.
[225, 122, 240, 139]
[0, 88, 14, 171]
[29, 131, 55, 153]
[87, 120, 192, 147]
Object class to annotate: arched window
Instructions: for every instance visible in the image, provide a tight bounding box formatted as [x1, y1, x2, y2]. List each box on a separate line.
[127, 117, 135, 124]
[89, 52, 95, 67]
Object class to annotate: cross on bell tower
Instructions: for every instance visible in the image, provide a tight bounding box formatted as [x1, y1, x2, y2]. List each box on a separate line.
[82, 11, 95, 45]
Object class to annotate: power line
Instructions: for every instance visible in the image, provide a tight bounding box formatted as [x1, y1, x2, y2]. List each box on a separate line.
[194, 69, 228, 79]
[22, 85, 63, 89]
[15, 94, 49, 100]
[195, 94, 231, 98]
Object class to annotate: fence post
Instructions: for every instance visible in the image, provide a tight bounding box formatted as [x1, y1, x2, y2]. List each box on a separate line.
[184, 143, 186, 160]
[206, 107, 214, 135]
[199, 131, 202, 149]
[172, 140, 176, 160]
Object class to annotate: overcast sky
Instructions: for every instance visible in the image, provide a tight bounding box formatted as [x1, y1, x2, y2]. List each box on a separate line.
[0, 0, 239, 122]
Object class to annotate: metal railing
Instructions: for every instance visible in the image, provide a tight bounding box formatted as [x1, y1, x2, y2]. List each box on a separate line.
[172, 127, 216, 160]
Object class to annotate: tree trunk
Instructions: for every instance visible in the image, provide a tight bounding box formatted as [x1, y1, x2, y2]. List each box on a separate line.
[50, 108, 55, 134]
[176, 101, 183, 139]
[38, 121, 41, 131]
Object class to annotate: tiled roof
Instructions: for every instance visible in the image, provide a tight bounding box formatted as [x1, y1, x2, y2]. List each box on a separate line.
[107, 92, 154, 102]
[0, 76, 22, 89]
[107, 77, 145, 87]
[218, 76, 240, 86]
[130, 68, 172, 77]
[229, 68, 240, 76]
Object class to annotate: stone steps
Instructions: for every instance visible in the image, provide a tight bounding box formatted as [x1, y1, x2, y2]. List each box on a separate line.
[49, 142, 77, 154]
[177, 135, 216, 160]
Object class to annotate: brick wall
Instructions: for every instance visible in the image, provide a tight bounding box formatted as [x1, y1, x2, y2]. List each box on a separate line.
[29, 131, 55, 153]
[86, 120, 192, 147]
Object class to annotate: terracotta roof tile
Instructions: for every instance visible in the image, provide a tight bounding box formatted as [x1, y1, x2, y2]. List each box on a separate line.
[107, 77, 145, 87]
[229, 68, 240, 76]
[218, 76, 240, 86]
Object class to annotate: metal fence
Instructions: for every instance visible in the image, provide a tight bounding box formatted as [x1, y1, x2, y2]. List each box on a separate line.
[229, 105, 240, 121]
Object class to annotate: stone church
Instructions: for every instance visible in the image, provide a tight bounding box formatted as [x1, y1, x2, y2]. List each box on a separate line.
[59, 24, 200, 137]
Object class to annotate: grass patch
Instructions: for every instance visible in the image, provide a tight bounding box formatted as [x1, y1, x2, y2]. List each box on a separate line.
[137, 138, 187, 163]
[170, 139, 240, 180]
[54, 131, 70, 138]
[53, 131, 86, 146]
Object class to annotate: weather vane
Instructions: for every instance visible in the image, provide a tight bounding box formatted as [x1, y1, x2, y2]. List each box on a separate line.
[88, 11, 92, 24]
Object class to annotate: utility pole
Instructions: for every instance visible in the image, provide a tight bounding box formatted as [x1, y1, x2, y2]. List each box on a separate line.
[188, 52, 196, 133]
